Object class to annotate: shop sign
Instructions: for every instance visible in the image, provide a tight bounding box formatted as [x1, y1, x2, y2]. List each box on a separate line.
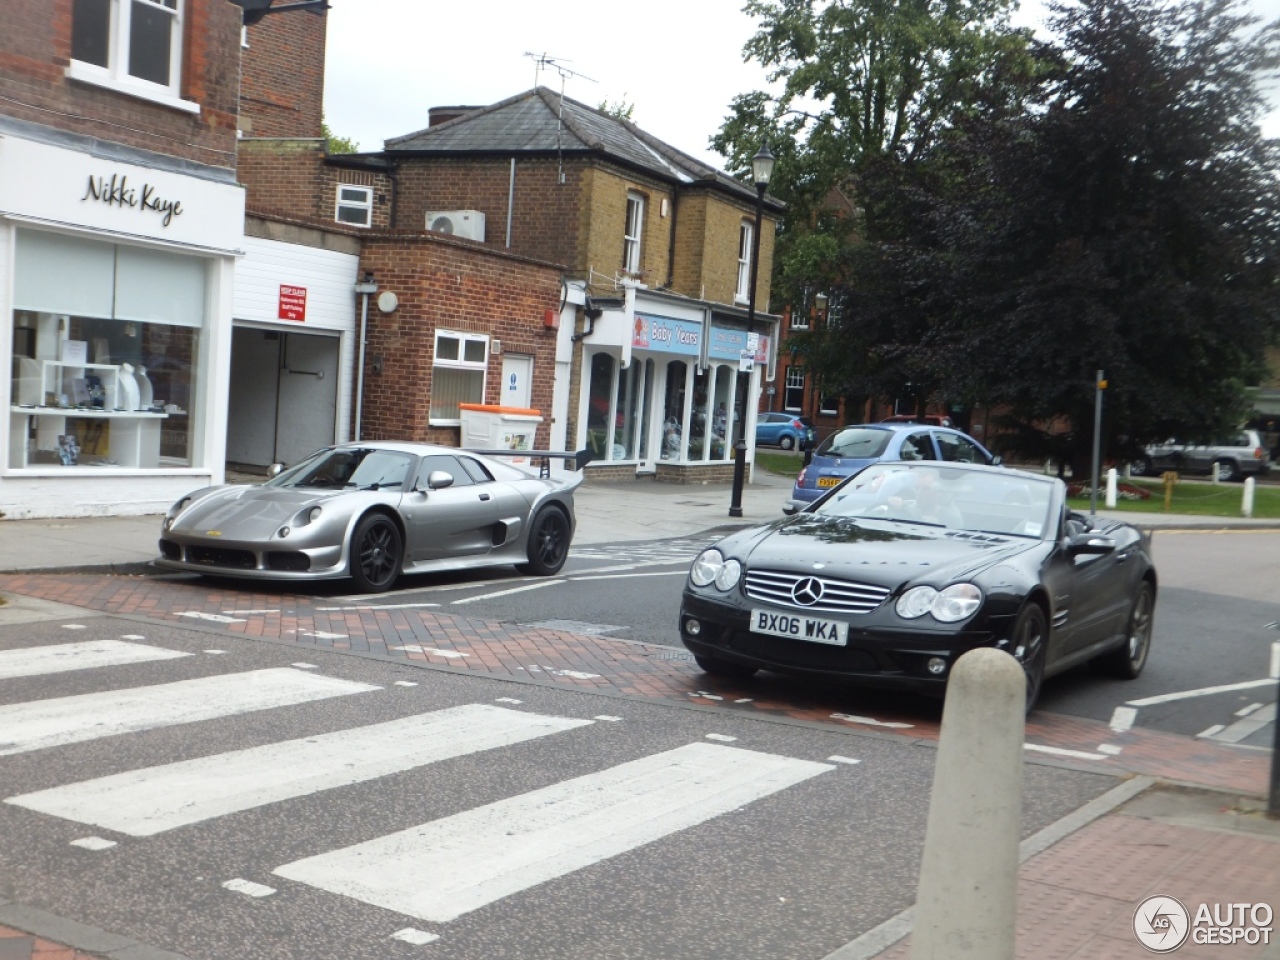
[82, 173, 184, 227]
[711, 326, 770, 363]
[632, 313, 701, 355]
[278, 284, 307, 321]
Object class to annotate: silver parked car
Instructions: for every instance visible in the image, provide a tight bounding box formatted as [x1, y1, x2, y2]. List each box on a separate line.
[1130, 429, 1271, 482]
[156, 442, 581, 592]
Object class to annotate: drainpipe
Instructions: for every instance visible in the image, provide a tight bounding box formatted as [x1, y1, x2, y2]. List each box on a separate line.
[506, 157, 516, 247]
[353, 272, 378, 441]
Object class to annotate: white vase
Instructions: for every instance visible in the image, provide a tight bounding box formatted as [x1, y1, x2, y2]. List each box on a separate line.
[117, 363, 141, 411]
[134, 366, 154, 408]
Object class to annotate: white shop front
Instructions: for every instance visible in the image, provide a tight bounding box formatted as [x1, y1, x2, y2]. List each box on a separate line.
[0, 129, 244, 518]
[575, 288, 774, 481]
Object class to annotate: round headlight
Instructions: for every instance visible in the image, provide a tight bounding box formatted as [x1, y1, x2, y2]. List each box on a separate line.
[277, 525, 291, 538]
[690, 549, 725, 587]
[307, 506, 323, 523]
[933, 583, 983, 622]
[896, 585, 937, 619]
[714, 559, 742, 591]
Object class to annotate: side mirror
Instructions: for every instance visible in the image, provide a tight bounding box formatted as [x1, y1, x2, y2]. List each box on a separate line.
[426, 470, 455, 490]
[1067, 532, 1115, 556]
[782, 501, 799, 516]
[267, 462, 285, 478]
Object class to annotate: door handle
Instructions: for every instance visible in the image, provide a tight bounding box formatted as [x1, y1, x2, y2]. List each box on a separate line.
[479, 493, 491, 501]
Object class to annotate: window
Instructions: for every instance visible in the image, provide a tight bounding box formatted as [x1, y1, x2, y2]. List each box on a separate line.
[335, 185, 373, 228]
[819, 393, 839, 416]
[70, 0, 194, 110]
[784, 367, 805, 411]
[623, 192, 644, 274]
[417, 454, 475, 489]
[936, 431, 987, 464]
[736, 221, 753, 303]
[430, 331, 488, 423]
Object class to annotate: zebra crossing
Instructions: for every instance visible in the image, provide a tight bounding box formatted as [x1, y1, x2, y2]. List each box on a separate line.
[0, 635, 843, 945]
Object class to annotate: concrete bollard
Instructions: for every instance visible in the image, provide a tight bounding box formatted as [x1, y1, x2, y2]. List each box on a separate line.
[1105, 467, 1117, 508]
[1243, 477, 1255, 518]
[910, 648, 1025, 960]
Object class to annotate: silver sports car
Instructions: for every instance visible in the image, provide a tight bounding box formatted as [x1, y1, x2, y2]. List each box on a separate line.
[156, 442, 582, 592]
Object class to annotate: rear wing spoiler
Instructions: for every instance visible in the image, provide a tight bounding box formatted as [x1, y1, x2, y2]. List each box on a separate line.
[465, 448, 594, 478]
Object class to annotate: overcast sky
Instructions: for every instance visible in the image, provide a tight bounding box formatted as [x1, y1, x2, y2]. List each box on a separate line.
[322, 0, 1280, 170]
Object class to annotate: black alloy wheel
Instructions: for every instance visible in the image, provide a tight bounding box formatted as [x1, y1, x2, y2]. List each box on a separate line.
[1091, 582, 1153, 679]
[693, 654, 758, 681]
[349, 514, 402, 593]
[1010, 603, 1048, 713]
[519, 506, 571, 576]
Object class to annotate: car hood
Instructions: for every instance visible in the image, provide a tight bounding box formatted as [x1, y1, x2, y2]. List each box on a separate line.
[169, 485, 383, 538]
[723, 514, 1037, 589]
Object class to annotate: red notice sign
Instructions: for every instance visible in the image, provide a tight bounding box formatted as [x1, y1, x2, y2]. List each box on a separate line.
[278, 284, 307, 322]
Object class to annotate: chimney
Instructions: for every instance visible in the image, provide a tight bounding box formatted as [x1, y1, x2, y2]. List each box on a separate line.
[429, 106, 482, 127]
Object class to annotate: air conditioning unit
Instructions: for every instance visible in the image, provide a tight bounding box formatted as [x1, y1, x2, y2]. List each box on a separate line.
[426, 209, 486, 242]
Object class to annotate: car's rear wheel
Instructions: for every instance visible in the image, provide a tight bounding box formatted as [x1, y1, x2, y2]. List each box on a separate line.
[1128, 457, 1154, 477]
[349, 514, 402, 593]
[693, 654, 758, 681]
[519, 505, 571, 576]
[779, 435, 795, 450]
[1215, 459, 1240, 482]
[1010, 603, 1048, 713]
[1091, 582, 1153, 680]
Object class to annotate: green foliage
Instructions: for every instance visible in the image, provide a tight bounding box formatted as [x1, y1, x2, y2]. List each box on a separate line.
[598, 97, 635, 121]
[321, 121, 359, 155]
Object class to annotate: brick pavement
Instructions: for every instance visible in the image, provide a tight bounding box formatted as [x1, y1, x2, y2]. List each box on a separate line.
[0, 571, 1269, 795]
[0, 925, 103, 960]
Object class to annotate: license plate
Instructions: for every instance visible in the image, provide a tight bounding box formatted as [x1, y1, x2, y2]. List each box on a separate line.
[750, 608, 848, 646]
[816, 476, 841, 488]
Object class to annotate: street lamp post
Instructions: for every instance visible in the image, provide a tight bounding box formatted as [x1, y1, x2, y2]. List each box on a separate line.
[729, 143, 775, 518]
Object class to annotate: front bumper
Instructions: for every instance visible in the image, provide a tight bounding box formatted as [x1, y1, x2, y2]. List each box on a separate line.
[156, 535, 348, 581]
[679, 591, 999, 693]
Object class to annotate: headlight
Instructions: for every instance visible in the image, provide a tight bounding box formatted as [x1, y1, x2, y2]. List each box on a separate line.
[690, 549, 724, 587]
[307, 506, 322, 523]
[896, 583, 983, 622]
[714, 559, 742, 591]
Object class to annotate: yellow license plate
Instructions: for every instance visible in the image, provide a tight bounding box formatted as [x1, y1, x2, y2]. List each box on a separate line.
[817, 477, 841, 488]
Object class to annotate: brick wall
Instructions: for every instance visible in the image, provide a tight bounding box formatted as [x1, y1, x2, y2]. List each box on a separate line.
[580, 166, 674, 289]
[0, 0, 241, 171]
[672, 190, 777, 309]
[354, 236, 563, 447]
[239, 6, 326, 139]
[238, 141, 394, 230]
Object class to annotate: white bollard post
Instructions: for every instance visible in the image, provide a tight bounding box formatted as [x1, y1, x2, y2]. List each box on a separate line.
[1212, 462, 1220, 484]
[1105, 467, 1118, 508]
[1243, 477, 1255, 518]
[911, 648, 1025, 960]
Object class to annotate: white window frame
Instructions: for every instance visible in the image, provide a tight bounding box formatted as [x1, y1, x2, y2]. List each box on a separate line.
[67, 0, 198, 114]
[429, 330, 489, 426]
[335, 185, 374, 228]
[623, 192, 644, 275]
[736, 221, 753, 303]
[819, 392, 839, 416]
[784, 367, 805, 412]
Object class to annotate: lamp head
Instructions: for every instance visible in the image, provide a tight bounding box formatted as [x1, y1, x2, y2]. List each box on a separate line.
[751, 143, 776, 188]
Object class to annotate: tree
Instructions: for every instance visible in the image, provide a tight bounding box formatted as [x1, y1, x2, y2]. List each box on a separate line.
[322, 121, 359, 155]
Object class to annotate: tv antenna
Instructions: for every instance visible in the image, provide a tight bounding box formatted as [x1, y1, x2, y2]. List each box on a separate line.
[524, 53, 597, 186]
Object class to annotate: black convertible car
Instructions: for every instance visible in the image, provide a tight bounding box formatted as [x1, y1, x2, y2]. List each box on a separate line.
[679, 461, 1156, 710]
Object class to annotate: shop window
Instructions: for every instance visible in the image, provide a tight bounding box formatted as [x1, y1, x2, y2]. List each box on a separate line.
[430, 331, 487, 424]
[70, 0, 193, 111]
[661, 360, 687, 460]
[623, 192, 644, 275]
[736, 221, 753, 304]
[335, 185, 373, 228]
[586, 352, 617, 460]
[784, 367, 805, 411]
[10, 230, 206, 471]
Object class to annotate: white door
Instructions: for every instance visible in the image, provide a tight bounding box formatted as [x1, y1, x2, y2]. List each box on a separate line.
[501, 354, 533, 409]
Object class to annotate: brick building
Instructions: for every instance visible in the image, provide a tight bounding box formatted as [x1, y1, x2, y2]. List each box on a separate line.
[0, 0, 247, 518]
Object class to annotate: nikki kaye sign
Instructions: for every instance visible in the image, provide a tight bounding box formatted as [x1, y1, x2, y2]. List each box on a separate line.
[278, 285, 307, 322]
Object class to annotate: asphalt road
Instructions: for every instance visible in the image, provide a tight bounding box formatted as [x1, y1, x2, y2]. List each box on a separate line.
[0, 615, 1118, 960]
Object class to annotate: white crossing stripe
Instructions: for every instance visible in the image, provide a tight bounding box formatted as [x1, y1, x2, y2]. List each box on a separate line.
[8, 705, 592, 836]
[0, 668, 379, 757]
[274, 742, 833, 923]
[0, 640, 189, 680]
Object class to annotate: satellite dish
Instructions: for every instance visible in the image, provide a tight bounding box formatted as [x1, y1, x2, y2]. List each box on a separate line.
[430, 216, 455, 234]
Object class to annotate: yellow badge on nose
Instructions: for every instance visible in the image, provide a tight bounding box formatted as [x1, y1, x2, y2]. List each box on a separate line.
[206, 531, 222, 536]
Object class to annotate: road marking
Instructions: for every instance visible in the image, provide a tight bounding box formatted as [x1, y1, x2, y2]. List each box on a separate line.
[7, 705, 591, 836]
[1127, 678, 1276, 706]
[1271, 641, 1279, 679]
[828, 756, 861, 765]
[60, 624, 87, 630]
[1201, 703, 1276, 744]
[392, 929, 440, 945]
[0, 640, 189, 680]
[1108, 706, 1137, 732]
[177, 611, 246, 624]
[705, 733, 737, 742]
[391, 645, 469, 658]
[274, 743, 834, 923]
[0, 668, 379, 757]
[569, 571, 689, 581]
[1236, 702, 1264, 717]
[1024, 744, 1110, 761]
[450, 580, 565, 604]
[315, 603, 441, 611]
[1197, 724, 1226, 739]
[70, 837, 116, 850]
[831, 713, 915, 729]
[1096, 744, 1123, 756]
[223, 879, 275, 898]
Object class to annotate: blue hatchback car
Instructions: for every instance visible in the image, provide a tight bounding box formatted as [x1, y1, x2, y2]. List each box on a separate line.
[788, 422, 997, 507]
[755, 412, 817, 451]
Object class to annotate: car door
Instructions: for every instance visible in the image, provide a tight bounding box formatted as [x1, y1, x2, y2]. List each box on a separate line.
[933, 430, 991, 464]
[1047, 511, 1136, 659]
[897, 431, 939, 461]
[400, 455, 500, 562]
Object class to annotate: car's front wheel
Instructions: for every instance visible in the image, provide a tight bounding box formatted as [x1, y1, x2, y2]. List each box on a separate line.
[519, 505, 571, 576]
[779, 434, 795, 450]
[1010, 603, 1048, 713]
[1091, 582, 1153, 679]
[1215, 459, 1240, 482]
[349, 514, 402, 593]
[693, 654, 758, 681]
[1128, 457, 1154, 477]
